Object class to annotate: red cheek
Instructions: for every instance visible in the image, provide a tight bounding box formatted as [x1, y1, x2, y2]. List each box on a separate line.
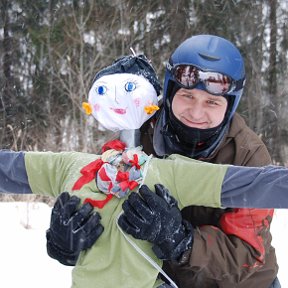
[94, 104, 100, 112]
[134, 98, 141, 107]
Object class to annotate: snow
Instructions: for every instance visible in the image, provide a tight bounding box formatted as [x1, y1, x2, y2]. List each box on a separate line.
[0, 202, 286, 287]
[0, 202, 72, 288]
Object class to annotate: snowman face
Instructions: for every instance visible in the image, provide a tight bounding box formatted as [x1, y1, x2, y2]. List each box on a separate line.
[88, 73, 158, 131]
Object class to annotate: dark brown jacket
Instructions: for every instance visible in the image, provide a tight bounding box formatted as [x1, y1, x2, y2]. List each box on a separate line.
[141, 112, 278, 288]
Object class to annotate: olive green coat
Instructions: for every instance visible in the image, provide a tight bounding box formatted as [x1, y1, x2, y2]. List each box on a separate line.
[25, 151, 227, 288]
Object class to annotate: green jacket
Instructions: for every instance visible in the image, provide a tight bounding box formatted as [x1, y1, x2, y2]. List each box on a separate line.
[25, 151, 227, 288]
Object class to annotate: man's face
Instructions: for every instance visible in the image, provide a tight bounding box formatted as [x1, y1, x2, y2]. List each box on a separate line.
[171, 88, 228, 129]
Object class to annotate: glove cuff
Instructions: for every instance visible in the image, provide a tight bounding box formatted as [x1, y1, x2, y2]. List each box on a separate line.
[152, 220, 194, 261]
[46, 229, 79, 266]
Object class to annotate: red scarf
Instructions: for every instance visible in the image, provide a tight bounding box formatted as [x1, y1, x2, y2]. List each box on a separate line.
[72, 139, 127, 208]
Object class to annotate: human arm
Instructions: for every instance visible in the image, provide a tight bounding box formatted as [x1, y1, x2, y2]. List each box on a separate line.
[118, 183, 275, 286]
[170, 206, 275, 286]
[165, 222, 275, 287]
[149, 143, 276, 286]
[119, 184, 194, 261]
[217, 146, 275, 277]
[119, 153, 284, 286]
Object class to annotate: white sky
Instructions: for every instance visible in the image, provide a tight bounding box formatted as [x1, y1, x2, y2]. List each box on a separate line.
[0, 202, 286, 287]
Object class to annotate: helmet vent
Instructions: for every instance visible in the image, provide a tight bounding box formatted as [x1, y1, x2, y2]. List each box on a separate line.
[198, 52, 220, 61]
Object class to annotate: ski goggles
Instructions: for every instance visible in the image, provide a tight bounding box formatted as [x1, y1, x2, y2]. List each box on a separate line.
[167, 63, 245, 95]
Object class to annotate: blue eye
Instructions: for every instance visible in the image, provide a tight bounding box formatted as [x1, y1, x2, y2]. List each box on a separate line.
[96, 85, 107, 95]
[125, 81, 136, 92]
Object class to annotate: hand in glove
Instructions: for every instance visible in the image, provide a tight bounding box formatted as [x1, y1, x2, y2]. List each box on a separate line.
[46, 192, 104, 266]
[118, 184, 193, 261]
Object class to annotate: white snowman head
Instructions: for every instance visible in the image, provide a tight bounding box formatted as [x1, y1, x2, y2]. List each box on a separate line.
[83, 55, 161, 131]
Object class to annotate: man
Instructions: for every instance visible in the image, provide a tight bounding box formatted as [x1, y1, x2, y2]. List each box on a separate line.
[46, 35, 280, 287]
[121, 34, 279, 288]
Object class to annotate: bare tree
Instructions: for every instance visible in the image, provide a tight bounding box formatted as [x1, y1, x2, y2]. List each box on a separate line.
[1, 0, 288, 162]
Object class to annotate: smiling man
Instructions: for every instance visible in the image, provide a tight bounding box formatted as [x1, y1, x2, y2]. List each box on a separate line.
[119, 35, 280, 288]
[172, 88, 228, 129]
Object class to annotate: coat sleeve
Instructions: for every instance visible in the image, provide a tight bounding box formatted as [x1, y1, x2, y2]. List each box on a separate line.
[218, 146, 275, 265]
[143, 154, 228, 209]
[24, 151, 83, 198]
[0, 150, 32, 194]
[144, 154, 288, 209]
[171, 146, 277, 286]
[182, 224, 272, 282]
[187, 205, 274, 284]
[222, 165, 288, 208]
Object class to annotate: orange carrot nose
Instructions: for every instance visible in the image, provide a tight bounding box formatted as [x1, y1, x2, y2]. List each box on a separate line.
[82, 102, 92, 115]
[144, 104, 160, 115]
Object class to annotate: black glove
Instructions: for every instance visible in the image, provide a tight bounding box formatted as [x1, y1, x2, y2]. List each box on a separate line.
[118, 184, 193, 261]
[46, 192, 104, 266]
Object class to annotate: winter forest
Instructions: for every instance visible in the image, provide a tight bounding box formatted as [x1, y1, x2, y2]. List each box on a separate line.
[1, 0, 288, 163]
[1, 1, 288, 287]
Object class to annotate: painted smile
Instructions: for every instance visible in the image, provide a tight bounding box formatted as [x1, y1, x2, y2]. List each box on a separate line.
[110, 107, 127, 114]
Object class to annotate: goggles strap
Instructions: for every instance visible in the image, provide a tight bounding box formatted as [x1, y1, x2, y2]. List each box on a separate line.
[234, 77, 246, 91]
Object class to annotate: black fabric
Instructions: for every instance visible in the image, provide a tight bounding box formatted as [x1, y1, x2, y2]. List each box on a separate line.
[157, 283, 175, 288]
[93, 54, 162, 96]
[168, 110, 224, 149]
[153, 108, 230, 159]
[46, 230, 79, 266]
[118, 184, 193, 261]
[46, 192, 104, 266]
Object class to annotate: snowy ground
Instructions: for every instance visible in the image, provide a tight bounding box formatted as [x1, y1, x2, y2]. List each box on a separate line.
[0, 202, 286, 287]
[0, 202, 72, 288]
